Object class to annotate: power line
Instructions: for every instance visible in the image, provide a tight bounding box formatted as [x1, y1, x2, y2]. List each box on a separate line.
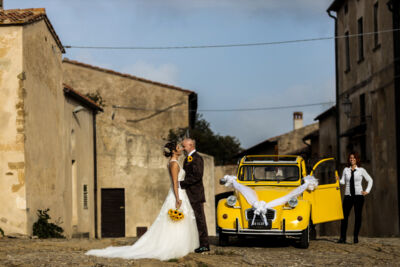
[64, 29, 400, 50]
[113, 101, 334, 113]
[198, 101, 334, 112]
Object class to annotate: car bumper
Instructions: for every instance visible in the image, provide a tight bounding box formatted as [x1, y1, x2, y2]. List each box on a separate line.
[219, 218, 303, 236]
[220, 228, 303, 236]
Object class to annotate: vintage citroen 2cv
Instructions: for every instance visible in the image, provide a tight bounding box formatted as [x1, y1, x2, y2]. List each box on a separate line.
[217, 155, 343, 248]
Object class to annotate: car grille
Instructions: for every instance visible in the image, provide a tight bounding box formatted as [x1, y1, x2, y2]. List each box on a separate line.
[245, 208, 276, 229]
[245, 208, 276, 221]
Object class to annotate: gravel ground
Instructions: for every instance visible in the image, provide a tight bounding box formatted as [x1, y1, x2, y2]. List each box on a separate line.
[0, 236, 399, 267]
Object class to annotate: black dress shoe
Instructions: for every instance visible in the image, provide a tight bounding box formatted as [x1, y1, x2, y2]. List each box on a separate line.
[337, 238, 346, 244]
[353, 237, 359, 244]
[195, 246, 210, 253]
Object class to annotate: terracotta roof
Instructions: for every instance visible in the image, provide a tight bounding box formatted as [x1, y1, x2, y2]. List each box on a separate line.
[236, 122, 319, 157]
[63, 83, 104, 112]
[62, 58, 195, 94]
[0, 8, 65, 53]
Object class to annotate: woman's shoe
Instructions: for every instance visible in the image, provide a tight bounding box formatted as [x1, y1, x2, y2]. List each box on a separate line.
[353, 237, 359, 244]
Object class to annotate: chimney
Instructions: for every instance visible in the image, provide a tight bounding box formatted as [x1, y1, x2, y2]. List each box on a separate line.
[0, 0, 3, 10]
[293, 111, 303, 130]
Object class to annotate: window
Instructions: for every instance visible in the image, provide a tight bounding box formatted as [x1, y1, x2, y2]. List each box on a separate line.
[345, 31, 351, 72]
[360, 134, 367, 161]
[358, 17, 364, 62]
[238, 165, 300, 182]
[83, 184, 88, 210]
[373, 2, 380, 49]
[360, 93, 366, 123]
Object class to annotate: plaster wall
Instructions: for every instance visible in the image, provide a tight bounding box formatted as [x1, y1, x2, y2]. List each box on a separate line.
[63, 97, 96, 238]
[63, 62, 216, 237]
[0, 26, 27, 234]
[22, 20, 67, 236]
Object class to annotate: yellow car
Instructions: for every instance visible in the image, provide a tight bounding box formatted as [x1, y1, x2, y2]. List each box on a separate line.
[217, 155, 343, 248]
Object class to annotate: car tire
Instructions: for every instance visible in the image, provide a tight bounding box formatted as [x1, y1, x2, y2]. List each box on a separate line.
[298, 225, 309, 249]
[218, 232, 229, 246]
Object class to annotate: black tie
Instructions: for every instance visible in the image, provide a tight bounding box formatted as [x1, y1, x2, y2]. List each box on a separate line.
[350, 169, 356, 196]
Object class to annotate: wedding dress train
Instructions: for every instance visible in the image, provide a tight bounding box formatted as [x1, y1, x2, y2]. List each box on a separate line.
[86, 160, 199, 260]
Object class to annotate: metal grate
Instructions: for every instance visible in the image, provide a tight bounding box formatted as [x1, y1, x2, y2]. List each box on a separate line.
[245, 208, 276, 221]
[83, 184, 88, 209]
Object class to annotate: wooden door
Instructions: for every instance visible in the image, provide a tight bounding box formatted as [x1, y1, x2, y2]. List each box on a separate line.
[101, 189, 125, 237]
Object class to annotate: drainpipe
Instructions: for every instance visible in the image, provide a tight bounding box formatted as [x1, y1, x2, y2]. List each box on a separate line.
[327, 10, 340, 171]
[388, 0, 400, 234]
[92, 111, 98, 238]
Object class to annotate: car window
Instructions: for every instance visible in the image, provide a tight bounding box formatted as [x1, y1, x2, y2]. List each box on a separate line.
[312, 160, 336, 185]
[238, 165, 300, 181]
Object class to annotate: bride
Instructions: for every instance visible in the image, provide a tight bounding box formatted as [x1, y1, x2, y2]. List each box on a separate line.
[86, 142, 199, 260]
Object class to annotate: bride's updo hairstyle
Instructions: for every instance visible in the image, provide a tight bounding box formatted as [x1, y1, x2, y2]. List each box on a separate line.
[164, 141, 177, 158]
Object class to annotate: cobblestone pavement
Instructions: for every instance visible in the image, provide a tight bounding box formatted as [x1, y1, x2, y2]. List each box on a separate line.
[0, 236, 399, 267]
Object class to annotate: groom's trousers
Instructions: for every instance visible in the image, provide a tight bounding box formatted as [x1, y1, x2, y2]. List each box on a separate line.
[191, 202, 209, 247]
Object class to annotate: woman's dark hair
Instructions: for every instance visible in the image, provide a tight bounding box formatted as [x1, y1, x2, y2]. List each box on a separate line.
[348, 152, 361, 167]
[164, 142, 177, 158]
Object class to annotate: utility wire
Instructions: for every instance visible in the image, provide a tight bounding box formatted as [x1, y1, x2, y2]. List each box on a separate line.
[198, 101, 334, 112]
[65, 28, 400, 50]
[113, 101, 334, 113]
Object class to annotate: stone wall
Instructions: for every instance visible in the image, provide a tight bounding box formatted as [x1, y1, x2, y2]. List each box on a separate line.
[274, 123, 319, 155]
[214, 165, 237, 196]
[0, 26, 26, 234]
[63, 61, 216, 237]
[334, 0, 399, 236]
[22, 20, 67, 236]
[63, 96, 96, 238]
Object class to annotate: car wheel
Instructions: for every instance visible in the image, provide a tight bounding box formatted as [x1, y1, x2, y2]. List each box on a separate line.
[218, 232, 229, 246]
[298, 225, 309, 249]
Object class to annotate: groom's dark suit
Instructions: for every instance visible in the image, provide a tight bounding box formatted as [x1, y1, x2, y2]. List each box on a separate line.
[180, 151, 209, 248]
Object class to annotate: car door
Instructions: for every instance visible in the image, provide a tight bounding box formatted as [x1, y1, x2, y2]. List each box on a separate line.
[303, 158, 343, 224]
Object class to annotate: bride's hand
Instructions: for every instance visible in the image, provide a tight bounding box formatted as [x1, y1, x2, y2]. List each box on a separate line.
[176, 199, 182, 209]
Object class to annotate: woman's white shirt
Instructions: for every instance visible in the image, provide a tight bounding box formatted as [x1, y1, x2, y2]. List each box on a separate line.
[340, 166, 373, 196]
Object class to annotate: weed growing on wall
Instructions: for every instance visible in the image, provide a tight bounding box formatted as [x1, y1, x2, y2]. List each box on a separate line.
[32, 209, 64, 238]
[85, 91, 106, 107]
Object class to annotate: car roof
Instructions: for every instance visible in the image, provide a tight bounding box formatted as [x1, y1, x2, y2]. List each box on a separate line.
[241, 155, 303, 165]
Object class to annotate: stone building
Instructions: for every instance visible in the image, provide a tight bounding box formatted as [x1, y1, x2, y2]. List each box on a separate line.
[235, 112, 319, 158]
[0, 7, 216, 238]
[327, 0, 400, 236]
[0, 8, 103, 237]
[63, 59, 216, 237]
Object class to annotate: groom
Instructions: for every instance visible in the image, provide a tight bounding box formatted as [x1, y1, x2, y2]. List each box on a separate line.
[180, 138, 210, 253]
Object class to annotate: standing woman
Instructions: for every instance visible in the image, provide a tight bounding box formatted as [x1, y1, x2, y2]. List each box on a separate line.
[337, 152, 373, 244]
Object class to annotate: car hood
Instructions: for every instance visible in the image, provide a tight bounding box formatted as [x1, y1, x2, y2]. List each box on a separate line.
[237, 186, 299, 209]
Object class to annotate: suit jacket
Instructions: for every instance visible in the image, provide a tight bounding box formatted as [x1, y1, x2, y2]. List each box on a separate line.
[180, 151, 205, 203]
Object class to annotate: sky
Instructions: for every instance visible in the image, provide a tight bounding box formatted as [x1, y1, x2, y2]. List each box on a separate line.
[7, 0, 336, 148]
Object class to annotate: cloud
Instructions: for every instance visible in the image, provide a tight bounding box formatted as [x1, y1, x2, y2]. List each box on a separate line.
[122, 61, 179, 85]
[135, 0, 333, 17]
[205, 78, 335, 148]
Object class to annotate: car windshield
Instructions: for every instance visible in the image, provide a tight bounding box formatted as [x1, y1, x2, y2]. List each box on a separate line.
[238, 165, 300, 182]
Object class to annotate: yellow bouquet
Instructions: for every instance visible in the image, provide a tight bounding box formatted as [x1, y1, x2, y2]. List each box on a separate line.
[168, 209, 184, 221]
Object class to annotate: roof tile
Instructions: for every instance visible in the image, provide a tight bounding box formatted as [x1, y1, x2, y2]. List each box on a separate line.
[0, 8, 65, 53]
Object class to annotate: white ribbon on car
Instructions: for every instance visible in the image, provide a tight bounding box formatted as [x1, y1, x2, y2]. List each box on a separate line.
[221, 175, 318, 226]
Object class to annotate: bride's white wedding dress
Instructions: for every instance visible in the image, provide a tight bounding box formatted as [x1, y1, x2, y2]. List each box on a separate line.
[86, 160, 199, 260]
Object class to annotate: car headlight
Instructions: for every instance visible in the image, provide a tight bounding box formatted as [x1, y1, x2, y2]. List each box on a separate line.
[226, 195, 237, 207]
[288, 197, 298, 208]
